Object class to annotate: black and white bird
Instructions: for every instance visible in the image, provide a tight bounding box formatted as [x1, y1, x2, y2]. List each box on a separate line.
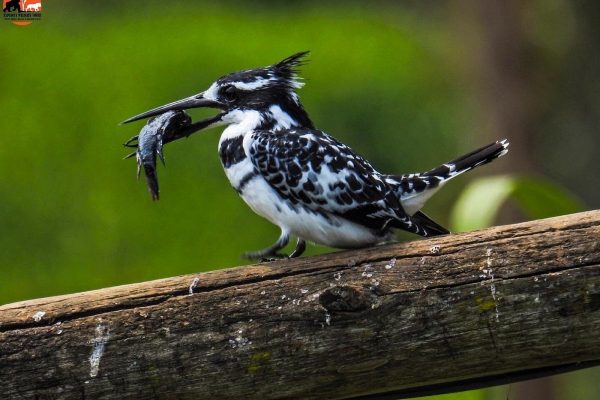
[123, 52, 508, 259]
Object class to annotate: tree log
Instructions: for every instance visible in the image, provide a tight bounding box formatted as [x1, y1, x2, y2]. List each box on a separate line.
[1, 211, 599, 399]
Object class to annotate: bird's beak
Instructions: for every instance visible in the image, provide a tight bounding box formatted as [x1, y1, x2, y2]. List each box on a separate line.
[121, 92, 225, 124]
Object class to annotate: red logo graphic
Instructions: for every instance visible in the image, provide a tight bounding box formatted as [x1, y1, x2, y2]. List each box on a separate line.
[2, 0, 42, 26]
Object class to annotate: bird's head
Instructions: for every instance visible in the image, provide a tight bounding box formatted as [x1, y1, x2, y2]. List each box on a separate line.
[122, 52, 314, 131]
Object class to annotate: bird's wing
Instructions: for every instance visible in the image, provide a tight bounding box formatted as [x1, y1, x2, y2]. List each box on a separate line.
[247, 129, 419, 233]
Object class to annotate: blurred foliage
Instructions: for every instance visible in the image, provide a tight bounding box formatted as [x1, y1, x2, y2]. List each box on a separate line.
[0, 1, 471, 303]
[450, 175, 585, 232]
[0, 0, 596, 299]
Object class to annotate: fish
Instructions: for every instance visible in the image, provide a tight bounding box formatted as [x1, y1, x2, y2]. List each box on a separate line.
[124, 110, 192, 200]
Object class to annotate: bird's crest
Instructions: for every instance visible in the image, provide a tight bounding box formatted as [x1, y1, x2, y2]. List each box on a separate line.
[271, 51, 310, 89]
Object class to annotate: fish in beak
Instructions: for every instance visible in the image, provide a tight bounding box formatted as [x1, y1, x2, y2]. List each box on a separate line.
[122, 93, 227, 200]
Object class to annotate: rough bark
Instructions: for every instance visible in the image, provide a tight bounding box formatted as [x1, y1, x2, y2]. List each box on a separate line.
[1, 211, 599, 400]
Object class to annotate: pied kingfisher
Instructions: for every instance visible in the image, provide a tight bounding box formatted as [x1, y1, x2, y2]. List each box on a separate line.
[123, 52, 508, 260]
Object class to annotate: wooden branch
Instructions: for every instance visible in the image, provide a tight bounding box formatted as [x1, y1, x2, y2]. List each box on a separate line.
[1, 211, 599, 400]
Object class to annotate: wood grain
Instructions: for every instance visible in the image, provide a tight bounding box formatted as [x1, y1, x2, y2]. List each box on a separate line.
[1, 210, 599, 399]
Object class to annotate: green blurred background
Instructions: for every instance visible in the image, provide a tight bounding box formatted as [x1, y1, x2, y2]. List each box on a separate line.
[1, 1, 598, 399]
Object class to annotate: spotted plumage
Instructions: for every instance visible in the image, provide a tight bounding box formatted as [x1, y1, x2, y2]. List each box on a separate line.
[248, 130, 407, 232]
[123, 52, 509, 259]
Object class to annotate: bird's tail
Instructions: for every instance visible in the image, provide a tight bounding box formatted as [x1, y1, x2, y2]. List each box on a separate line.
[421, 139, 509, 181]
[387, 139, 509, 223]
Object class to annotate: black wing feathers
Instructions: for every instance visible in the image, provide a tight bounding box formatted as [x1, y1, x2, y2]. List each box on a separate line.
[248, 128, 452, 237]
[411, 211, 449, 236]
[248, 129, 441, 236]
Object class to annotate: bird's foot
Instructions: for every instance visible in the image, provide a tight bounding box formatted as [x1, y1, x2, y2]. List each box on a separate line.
[243, 232, 292, 262]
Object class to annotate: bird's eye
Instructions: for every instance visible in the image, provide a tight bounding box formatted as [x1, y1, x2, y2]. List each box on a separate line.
[222, 85, 237, 100]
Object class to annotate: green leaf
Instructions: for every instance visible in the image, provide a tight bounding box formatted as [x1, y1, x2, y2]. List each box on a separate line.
[450, 175, 585, 232]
